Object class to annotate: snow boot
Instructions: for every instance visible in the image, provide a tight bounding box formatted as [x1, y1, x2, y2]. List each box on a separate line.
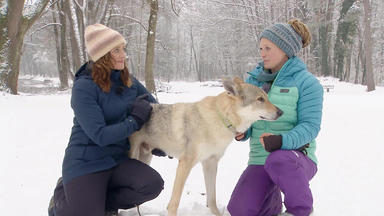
[105, 210, 119, 216]
[278, 208, 314, 216]
[48, 177, 63, 216]
[278, 213, 294, 216]
[48, 196, 55, 216]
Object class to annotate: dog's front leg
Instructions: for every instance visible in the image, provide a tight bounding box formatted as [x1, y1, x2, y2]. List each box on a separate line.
[202, 156, 221, 216]
[138, 143, 153, 165]
[167, 156, 196, 216]
[128, 140, 140, 160]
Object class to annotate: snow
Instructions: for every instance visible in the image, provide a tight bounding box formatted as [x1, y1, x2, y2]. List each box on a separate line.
[1, 77, 384, 216]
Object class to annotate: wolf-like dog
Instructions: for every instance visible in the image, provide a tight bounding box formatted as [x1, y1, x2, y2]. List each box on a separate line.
[129, 77, 282, 216]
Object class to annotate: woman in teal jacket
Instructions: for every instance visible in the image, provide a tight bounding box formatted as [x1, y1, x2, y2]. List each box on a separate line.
[227, 19, 323, 216]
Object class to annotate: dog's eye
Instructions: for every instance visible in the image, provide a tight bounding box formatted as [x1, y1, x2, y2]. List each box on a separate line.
[257, 97, 264, 102]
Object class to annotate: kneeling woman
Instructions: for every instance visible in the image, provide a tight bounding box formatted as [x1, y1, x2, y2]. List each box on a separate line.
[49, 24, 164, 216]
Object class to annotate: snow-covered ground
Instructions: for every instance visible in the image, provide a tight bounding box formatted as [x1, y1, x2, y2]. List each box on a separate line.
[1, 77, 383, 216]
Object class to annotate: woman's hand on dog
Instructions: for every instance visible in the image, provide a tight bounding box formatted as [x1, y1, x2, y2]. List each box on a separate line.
[259, 133, 273, 148]
[260, 133, 283, 152]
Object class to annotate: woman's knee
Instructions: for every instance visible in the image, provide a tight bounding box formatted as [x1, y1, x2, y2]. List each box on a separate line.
[136, 166, 164, 200]
[265, 150, 298, 170]
[145, 173, 164, 198]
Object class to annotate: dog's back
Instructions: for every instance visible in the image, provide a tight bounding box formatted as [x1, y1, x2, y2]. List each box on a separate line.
[129, 94, 235, 162]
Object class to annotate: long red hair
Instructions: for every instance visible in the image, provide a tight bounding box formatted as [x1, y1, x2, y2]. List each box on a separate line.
[91, 53, 132, 92]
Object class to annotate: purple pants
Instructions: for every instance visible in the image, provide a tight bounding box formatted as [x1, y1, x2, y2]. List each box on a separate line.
[227, 150, 317, 216]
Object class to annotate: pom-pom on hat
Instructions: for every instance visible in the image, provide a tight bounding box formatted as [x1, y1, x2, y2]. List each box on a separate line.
[84, 24, 126, 62]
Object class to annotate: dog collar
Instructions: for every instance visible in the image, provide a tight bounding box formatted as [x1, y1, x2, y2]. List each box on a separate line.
[216, 109, 238, 134]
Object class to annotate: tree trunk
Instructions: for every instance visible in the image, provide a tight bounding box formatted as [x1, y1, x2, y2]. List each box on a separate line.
[319, 0, 334, 77]
[333, 0, 356, 80]
[190, 27, 201, 82]
[136, 1, 145, 80]
[51, 3, 62, 84]
[0, 0, 49, 94]
[75, 0, 87, 61]
[344, 43, 353, 82]
[98, 0, 115, 25]
[57, 0, 69, 90]
[355, 39, 362, 84]
[144, 0, 158, 93]
[64, 0, 82, 74]
[362, 0, 375, 91]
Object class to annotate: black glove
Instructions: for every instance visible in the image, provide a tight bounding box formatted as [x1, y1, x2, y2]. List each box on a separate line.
[263, 135, 282, 152]
[130, 94, 153, 129]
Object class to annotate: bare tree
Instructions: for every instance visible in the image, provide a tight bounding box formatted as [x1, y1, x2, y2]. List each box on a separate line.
[56, 0, 70, 89]
[13, 0, 384, 90]
[333, 0, 358, 80]
[362, 0, 375, 91]
[64, 0, 83, 73]
[313, 0, 335, 77]
[0, 0, 49, 94]
[144, 0, 158, 93]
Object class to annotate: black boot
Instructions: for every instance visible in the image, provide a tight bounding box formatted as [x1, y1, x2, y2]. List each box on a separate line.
[48, 177, 63, 216]
[105, 210, 119, 216]
[48, 196, 55, 216]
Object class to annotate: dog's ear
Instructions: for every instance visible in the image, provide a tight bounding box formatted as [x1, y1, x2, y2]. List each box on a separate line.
[223, 77, 245, 100]
[223, 77, 236, 95]
[233, 77, 244, 85]
[233, 77, 245, 100]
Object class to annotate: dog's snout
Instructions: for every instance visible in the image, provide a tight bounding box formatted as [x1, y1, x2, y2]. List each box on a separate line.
[276, 108, 283, 117]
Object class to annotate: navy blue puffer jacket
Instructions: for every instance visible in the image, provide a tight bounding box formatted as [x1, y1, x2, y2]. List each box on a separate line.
[62, 62, 156, 184]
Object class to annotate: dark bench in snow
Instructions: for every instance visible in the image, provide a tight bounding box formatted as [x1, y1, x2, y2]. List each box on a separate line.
[322, 84, 334, 92]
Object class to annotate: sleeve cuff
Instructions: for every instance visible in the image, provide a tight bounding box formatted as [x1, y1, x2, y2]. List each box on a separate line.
[125, 116, 140, 131]
[237, 129, 251, 141]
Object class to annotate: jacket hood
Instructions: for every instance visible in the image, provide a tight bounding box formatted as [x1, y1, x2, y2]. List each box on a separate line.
[74, 62, 93, 81]
[247, 61, 265, 77]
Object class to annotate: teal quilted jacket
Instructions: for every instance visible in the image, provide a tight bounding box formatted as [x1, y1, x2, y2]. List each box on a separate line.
[244, 57, 323, 165]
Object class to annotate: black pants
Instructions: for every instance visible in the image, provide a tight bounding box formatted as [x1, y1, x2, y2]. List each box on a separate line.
[52, 159, 164, 216]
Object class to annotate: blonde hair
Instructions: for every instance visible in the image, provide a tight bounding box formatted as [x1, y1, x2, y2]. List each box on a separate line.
[288, 19, 311, 48]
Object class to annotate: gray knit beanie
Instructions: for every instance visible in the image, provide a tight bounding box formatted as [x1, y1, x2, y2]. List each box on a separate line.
[260, 23, 303, 58]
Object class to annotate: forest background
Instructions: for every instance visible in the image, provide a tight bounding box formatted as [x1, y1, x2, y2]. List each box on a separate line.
[0, 0, 382, 94]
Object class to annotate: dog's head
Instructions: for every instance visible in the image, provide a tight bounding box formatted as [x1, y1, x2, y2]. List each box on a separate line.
[223, 77, 283, 124]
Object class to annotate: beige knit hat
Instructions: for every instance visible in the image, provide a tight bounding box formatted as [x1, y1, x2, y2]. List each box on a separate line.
[84, 23, 127, 62]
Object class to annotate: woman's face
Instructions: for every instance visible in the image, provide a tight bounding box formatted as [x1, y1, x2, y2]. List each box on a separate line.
[110, 43, 126, 70]
[259, 38, 288, 73]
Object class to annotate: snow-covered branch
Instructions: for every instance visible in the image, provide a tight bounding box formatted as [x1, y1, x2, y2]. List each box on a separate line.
[110, 14, 148, 32]
[171, 0, 186, 16]
[73, 0, 85, 12]
[209, 0, 253, 10]
[23, 0, 49, 19]
[209, 17, 269, 27]
[28, 23, 62, 38]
